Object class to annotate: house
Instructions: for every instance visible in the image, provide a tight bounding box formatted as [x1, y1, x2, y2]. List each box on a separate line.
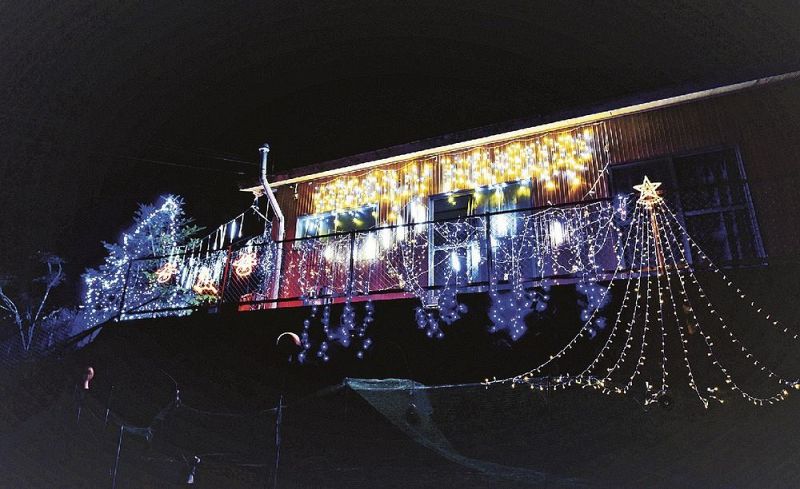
[120, 71, 800, 318]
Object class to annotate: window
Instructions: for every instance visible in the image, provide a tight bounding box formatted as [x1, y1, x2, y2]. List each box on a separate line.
[429, 181, 533, 285]
[611, 148, 765, 265]
[296, 204, 378, 239]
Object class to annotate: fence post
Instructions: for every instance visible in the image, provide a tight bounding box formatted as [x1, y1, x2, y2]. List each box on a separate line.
[110, 425, 124, 489]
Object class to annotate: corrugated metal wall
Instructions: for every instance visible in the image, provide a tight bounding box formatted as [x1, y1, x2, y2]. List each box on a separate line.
[276, 124, 611, 239]
[597, 81, 800, 259]
[275, 79, 800, 258]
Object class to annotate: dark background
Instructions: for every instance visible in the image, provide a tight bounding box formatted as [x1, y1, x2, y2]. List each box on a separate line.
[2, 0, 800, 296]
[2, 4, 800, 485]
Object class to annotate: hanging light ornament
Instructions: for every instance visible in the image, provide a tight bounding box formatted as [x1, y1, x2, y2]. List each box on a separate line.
[297, 294, 376, 362]
[154, 261, 179, 284]
[192, 267, 219, 296]
[232, 250, 257, 278]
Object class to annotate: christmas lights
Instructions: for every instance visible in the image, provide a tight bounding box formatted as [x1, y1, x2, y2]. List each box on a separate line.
[81, 195, 200, 327]
[104, 177, 794, 410]
[154, 262, 179, 284]
[485, 177, 797, 407]
[232, 251, 257, 278]
[192, 267, 219, 296]
[311, 128, 597, 218]
[297, 298, 375, 362]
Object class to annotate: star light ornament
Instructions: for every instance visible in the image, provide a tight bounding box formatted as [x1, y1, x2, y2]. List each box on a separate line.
[633, 176, 662, 206]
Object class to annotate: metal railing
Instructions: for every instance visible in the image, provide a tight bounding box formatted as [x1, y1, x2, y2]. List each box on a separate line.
[119, 199, 622, 319]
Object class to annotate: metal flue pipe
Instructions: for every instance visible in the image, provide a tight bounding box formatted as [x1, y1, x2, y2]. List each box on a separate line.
[259, 144, 285, 305]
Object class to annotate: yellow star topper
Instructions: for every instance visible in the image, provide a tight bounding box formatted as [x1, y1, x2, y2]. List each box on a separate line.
[633, 176, 662, 206]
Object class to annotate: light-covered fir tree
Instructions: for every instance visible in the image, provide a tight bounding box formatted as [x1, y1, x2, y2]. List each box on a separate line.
[78, 195, 200, 331]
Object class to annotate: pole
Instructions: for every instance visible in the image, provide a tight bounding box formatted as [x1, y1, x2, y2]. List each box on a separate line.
[104, 385, 114, 427]
[111, 425, 124, 489]
[219, 245, 234, 306]
[271, 394, 283, 489]
[75, 384, 83, 423]
[485, 213, 493, 284]
[259, 144, 285, 308]
[347, 232, 356, 297]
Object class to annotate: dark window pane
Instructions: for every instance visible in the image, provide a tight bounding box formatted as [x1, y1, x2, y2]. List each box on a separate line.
[296, 204, 377, 238]
[611, 149, 764, 266]
[334, 205, 378, 233]
[685, 209, 758, 264]
[433, 193, 473, 220]
[674, 149, 747, 211]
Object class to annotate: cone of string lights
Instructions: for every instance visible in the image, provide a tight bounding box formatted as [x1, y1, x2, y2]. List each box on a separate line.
[487, 176, 800, 408]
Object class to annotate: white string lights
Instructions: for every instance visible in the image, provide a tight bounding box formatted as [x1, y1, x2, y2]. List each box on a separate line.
[112, 180, 795, 407]
[82, 196, 201, 325]
[487, 177, 797, 407]
[121, 225, 279, 318]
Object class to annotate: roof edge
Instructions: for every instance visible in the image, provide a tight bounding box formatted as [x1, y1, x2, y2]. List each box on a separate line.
[243, 70, 800, 191]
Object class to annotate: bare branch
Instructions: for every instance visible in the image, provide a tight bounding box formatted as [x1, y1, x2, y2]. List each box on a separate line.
[31, 260, 63, 336]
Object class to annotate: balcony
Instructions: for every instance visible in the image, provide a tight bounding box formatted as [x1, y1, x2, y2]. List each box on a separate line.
[119, 198, 624, 320]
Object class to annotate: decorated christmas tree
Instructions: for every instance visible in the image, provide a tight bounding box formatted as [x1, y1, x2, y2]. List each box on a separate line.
[78, 195, 201, 332]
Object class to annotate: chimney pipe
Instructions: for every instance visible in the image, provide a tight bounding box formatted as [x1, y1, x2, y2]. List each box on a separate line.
[259, 144, 285, 305]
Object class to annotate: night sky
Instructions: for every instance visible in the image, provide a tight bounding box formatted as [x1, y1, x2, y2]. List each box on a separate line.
[2, 0, 799, 294]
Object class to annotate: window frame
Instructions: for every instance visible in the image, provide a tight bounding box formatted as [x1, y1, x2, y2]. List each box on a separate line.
[608, 145, 766, 267]
[295, 203, 380, 240]
[427, 180, 536, 287]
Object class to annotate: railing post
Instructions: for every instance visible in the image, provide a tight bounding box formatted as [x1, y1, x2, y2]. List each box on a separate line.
[484, 213, 493, 284]
[271, 241, 285, 308]
[347, 231, 356, 297]
[218, 245, 234, 307]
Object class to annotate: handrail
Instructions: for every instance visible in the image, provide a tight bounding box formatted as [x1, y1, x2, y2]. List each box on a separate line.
[138, 197, 615, 261]
[119, 198, 620, 318]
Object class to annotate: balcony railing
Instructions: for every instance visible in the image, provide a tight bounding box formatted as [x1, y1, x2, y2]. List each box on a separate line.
[119, 198, 623, 320]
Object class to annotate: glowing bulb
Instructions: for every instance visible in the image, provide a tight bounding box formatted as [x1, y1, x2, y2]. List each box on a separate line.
[469, 242, 481, 270]
[549, 220, 566, 247]
[192, 267, 218, 295]
[493, 214, 509, 237]
[410, 200, 427, 223]
[396, 216, 406, 241]
[154, 262, 178, 284]
[380, 227, 393, 249]
[232, 251, 257, 278]
[361, 235, 378, 261]
[450, 251, 461, 272]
